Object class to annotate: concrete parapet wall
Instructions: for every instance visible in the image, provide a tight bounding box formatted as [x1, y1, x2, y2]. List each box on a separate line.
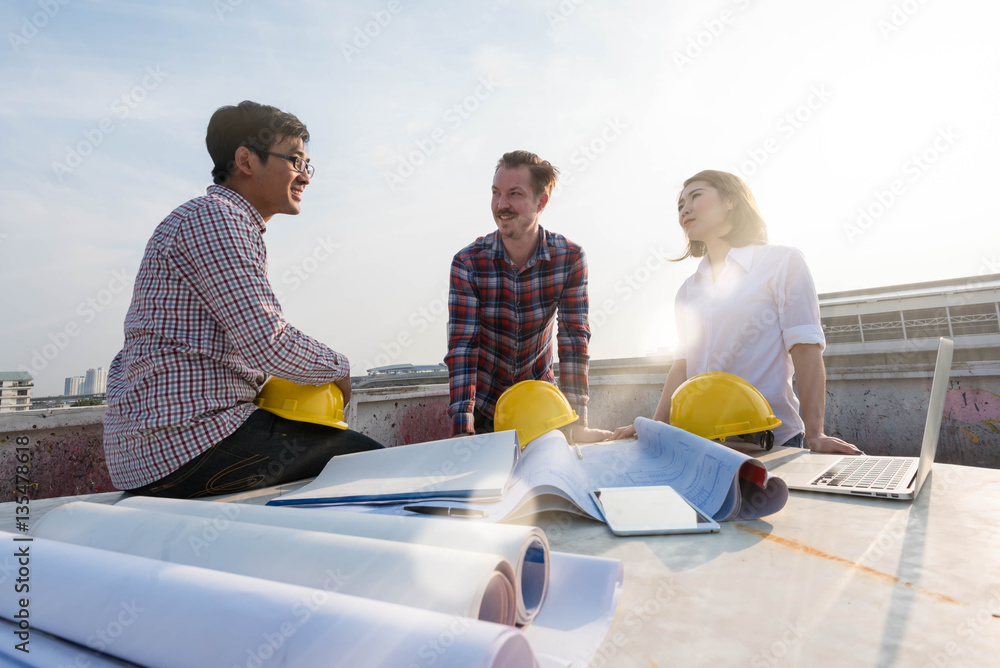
[826, 375, 1000, 468]
[346, 385, 452, 447]
[3, 368, 998, 501]
[0, 406, 115, 502]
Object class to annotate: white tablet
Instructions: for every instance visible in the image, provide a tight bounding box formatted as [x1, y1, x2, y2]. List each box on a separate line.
[591, 486, 720, 536]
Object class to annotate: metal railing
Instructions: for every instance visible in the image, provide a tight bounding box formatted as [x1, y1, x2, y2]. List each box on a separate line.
[823, 304, 1000, 344]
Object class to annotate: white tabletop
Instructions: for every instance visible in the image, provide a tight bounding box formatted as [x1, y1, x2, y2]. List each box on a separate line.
[524, 446, 1000, 667]
[4, 448, 998, 667]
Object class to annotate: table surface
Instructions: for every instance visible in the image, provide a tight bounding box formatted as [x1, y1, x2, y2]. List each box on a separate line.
[527, 446, 1000, 667]
[3, 446, 998, 668]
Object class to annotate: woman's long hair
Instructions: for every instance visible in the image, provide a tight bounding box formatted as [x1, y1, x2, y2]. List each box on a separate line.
[675, 170, 768, 260]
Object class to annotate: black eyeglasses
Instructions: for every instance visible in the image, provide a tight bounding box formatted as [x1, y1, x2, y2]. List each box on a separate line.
[265, 151, 315, 178]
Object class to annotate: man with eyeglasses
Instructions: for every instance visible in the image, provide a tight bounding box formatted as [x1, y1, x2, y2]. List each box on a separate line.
[104, 100, 384, 499]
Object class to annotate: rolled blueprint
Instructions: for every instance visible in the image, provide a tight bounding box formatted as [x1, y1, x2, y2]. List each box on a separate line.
[30, 502, 516, 625]
[0, 532, 538, 668]
[117, 495, 549, 626]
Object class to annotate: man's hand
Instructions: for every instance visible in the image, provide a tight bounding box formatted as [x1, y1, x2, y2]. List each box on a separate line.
[334, 377, 352, 405]
[610, 425, 637, 441]
[808, 433, 863, 455]
[569, 423, 614, 444]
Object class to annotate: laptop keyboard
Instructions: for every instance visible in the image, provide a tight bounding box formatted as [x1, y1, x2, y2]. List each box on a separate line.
[813, 457, 911, 490]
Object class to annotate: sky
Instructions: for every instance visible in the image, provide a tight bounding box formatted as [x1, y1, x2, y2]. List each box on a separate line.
[1, 0, 998, 397]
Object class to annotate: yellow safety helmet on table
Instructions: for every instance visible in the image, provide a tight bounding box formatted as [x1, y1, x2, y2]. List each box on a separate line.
[670, 372, 780, 449]
[494, 380, 579, 449]
[253, 377, 348, 429]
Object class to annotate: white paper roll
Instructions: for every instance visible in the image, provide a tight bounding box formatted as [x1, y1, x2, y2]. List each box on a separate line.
[0, 619, 139, 667]
[117, 495, 550, 626]
[30, 502, 516, 625]
[0, 532, 538, 668]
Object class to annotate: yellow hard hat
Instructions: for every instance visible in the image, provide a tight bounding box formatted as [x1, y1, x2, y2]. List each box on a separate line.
[670, 372, 780, 445]
[494, 380, 579, 448]
[253, 377, 348, 429]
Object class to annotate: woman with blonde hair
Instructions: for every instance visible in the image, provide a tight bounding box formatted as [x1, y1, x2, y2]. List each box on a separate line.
[612, 170, 861, 454]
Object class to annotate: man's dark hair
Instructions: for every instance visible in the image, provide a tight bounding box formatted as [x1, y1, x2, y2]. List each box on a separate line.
[495, 150, 559, 198]
[206, 101, 310, 185]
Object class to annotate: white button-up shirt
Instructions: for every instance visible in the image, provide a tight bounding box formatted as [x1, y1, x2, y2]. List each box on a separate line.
[674, 244, 825, 445]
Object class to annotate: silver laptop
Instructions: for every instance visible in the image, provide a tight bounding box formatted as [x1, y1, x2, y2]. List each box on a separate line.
[770, 337, 953, 501]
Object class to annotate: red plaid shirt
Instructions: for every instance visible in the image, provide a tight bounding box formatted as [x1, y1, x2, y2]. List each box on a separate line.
[104, 185, 350, 489]
[445, 227, 591, 435]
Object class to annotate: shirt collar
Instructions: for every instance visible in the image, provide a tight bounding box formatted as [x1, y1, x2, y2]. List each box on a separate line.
[728, 244, 756, 272]
[694, 244, 757, 280]
[485, 225, 551, 265]
[206, 185, 267, 234]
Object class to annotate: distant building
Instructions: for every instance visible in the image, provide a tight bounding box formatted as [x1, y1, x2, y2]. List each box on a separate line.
[0, 371, 34, 413]
[819, 273, 1000, 359]
[65, 375, 85, 396]
[83, 367, 108, 396]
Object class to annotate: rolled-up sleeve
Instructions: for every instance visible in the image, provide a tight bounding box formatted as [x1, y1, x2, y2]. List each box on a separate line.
[777, 249, 826, 352]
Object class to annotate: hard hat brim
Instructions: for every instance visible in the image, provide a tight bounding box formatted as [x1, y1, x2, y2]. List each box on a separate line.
[255, 405, 349, 430]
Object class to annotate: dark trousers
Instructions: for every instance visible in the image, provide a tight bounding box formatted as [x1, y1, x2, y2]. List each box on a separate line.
[128, 409, 385, 499]
[473, 407, 494, 435]
[782, 433, 806, 448]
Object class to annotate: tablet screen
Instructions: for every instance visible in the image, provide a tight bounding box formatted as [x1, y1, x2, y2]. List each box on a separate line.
[592, 486, 719, 535]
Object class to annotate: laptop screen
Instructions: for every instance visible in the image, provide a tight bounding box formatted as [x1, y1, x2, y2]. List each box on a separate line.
[913, 338, 954, 496]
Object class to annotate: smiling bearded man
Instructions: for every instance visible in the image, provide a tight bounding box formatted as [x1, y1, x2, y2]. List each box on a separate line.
[103, 101, 384, 499]
[445, 150, 613, 443]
